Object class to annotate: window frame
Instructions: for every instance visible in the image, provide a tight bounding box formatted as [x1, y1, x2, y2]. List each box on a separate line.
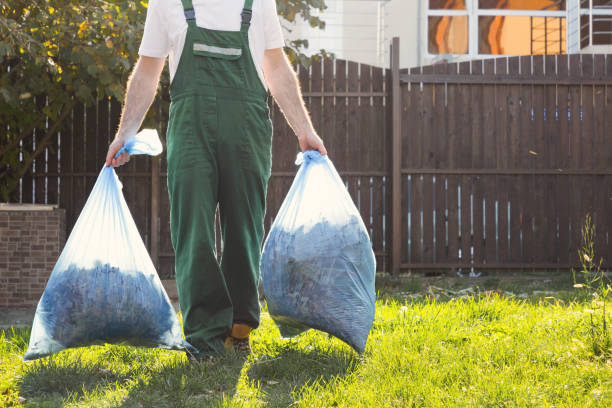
[579, 0, 612, 49]
[426, 0, 567, 60]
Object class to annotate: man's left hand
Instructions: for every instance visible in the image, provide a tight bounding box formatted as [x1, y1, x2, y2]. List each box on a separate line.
[298, 131, 327, 156]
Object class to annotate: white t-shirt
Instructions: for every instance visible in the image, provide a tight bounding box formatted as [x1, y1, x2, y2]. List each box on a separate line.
[138, 0, 285, 88]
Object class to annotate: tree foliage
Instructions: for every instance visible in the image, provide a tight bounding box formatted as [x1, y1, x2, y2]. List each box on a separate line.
[0, 0, 327, 202]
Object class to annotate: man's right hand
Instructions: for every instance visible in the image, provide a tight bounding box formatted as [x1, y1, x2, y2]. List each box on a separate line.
[105, 137, 130, 168]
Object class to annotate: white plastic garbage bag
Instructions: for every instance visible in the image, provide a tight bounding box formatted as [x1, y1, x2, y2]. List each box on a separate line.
[24, 129, 194, 361]
[261, 150, 376, 353]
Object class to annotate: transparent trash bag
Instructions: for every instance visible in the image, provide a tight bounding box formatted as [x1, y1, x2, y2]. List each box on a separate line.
[261, 150, 376, 353]
[24, 129, 194, 361]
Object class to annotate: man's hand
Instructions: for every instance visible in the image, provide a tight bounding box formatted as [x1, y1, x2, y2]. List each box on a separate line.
[298, 131, 327, 155]
[105, 138, 130, 167]
[104, 56, 165, 168]
[263, 48, 327, 156]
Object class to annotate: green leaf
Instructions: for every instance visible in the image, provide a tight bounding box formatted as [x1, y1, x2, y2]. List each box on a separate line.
[86, 64, 98, 76]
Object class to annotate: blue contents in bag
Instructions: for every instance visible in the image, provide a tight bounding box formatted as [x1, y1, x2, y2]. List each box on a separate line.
[24, 130, 193, 361]
[37, 263, 174, 349]
[261, 151, 376, 353]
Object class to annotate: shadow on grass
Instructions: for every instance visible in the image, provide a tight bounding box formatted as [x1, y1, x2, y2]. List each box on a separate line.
[375, 271, 588, 305]
[17, 345, 247, 408]
[246, 344, 359, 407]
[117, 352, 248, 408]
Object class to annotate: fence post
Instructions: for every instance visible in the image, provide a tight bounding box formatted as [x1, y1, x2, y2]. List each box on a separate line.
[151, 156, 160, 269]
[391, 37, 402, 275]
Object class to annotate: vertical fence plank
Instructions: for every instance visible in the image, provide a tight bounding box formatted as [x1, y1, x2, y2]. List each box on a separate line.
[347, 60, 360, 205]
[581, 55, 595, 266]
[469, 61, 484, 268]
[359, 64, 372, 180]
[557, 55, 570, 264]
[310, 59, 323, 146]
[433, 64, 446, 265]
[47, 115, 59, 206]
[405, 70, 421, 266]
[85, 100, 98, 198]
[482, 59, 497, 266]
[569, 54, 583, 266]
[409, 67, 424, 267]
[457, 62, 471, 270]
[401, 84, 413, 266]
[604, 56, 612, 262]
[70, 102, 85, 234]
[506, 57, 520, 263]
[358, 64, 372, 264]
[21, 101, 35, 204]
[33, 97, 47, 204]
[346, 61, 360, 163]
[372, 66, 386, 270]
[593, 55, 606, 260]
[544, 55, 558, 264]
[347, 61, 361, 236]
[519, 56, 534, 265]
[496, 57, 509, 266]
[446, 63, 459, 266]
[569, 54, 582, 264]
[323, 59, 335, 156]
[96, 96, 110, 171]
[421, 66, 434, 265]
[59, 98, 74, 224]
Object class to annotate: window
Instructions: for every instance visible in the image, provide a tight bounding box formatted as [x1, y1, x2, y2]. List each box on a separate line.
[578, 0, 612, 48]
[428, 0, 470, 55]
[430, 0, 467, 9]
[429, 16, 470, 54]
[427, 0, 567, 57]
[478, 0, 565, 10]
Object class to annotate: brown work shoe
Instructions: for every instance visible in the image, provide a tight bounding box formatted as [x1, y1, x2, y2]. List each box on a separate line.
[225, 335, 251, 354]
[225, 324, 252, 354]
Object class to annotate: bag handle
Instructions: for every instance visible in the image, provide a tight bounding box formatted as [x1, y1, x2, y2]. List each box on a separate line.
[111, 129, 163, 161]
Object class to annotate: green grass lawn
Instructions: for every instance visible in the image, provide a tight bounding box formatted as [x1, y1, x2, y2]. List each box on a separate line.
[1, 288, 611, 407]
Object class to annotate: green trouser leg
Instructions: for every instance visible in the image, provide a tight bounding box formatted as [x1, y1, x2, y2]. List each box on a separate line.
[217, 98, 271, 329]
[167, 96, 271, 356]
[167, 96, 228, 355]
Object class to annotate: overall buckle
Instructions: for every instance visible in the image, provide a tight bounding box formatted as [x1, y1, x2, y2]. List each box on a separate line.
[184, 9, 196, 21]
[241, 9, 252, 25]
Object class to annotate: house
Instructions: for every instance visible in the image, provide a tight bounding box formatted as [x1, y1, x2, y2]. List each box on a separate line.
[284, 0, 612, 68]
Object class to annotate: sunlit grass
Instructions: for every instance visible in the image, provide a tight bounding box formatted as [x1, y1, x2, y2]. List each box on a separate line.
[1, 295, 611, 407]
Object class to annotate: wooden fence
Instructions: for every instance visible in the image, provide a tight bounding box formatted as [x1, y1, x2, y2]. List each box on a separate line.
[10, 45, 612, 276]
[394, 46, 611, 272]
[15, 59, 392, 278]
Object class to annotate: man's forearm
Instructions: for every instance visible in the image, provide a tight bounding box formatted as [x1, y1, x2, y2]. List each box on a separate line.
[115, 56, 165, 141]
[266, 54, 315, 140]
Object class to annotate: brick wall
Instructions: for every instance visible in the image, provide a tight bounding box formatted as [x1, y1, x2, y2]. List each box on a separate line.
[0, 205, 66, 307]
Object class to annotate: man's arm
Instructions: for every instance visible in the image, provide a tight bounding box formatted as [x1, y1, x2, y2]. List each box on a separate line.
[262, 48, 327, 155]
[105, 56, 165, 167]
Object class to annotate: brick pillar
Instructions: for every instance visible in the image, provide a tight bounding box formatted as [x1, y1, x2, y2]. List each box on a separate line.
[0, 205, 66, 307]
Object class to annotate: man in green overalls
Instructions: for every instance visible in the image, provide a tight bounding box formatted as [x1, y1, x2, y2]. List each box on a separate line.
[105, 0, 327, 361]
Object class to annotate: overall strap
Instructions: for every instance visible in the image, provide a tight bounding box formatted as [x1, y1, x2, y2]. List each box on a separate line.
[240, 0, 254, 32]
[181, 0, 196, 22]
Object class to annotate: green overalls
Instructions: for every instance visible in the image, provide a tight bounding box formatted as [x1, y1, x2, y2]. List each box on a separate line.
[166, 0, 272, 356]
